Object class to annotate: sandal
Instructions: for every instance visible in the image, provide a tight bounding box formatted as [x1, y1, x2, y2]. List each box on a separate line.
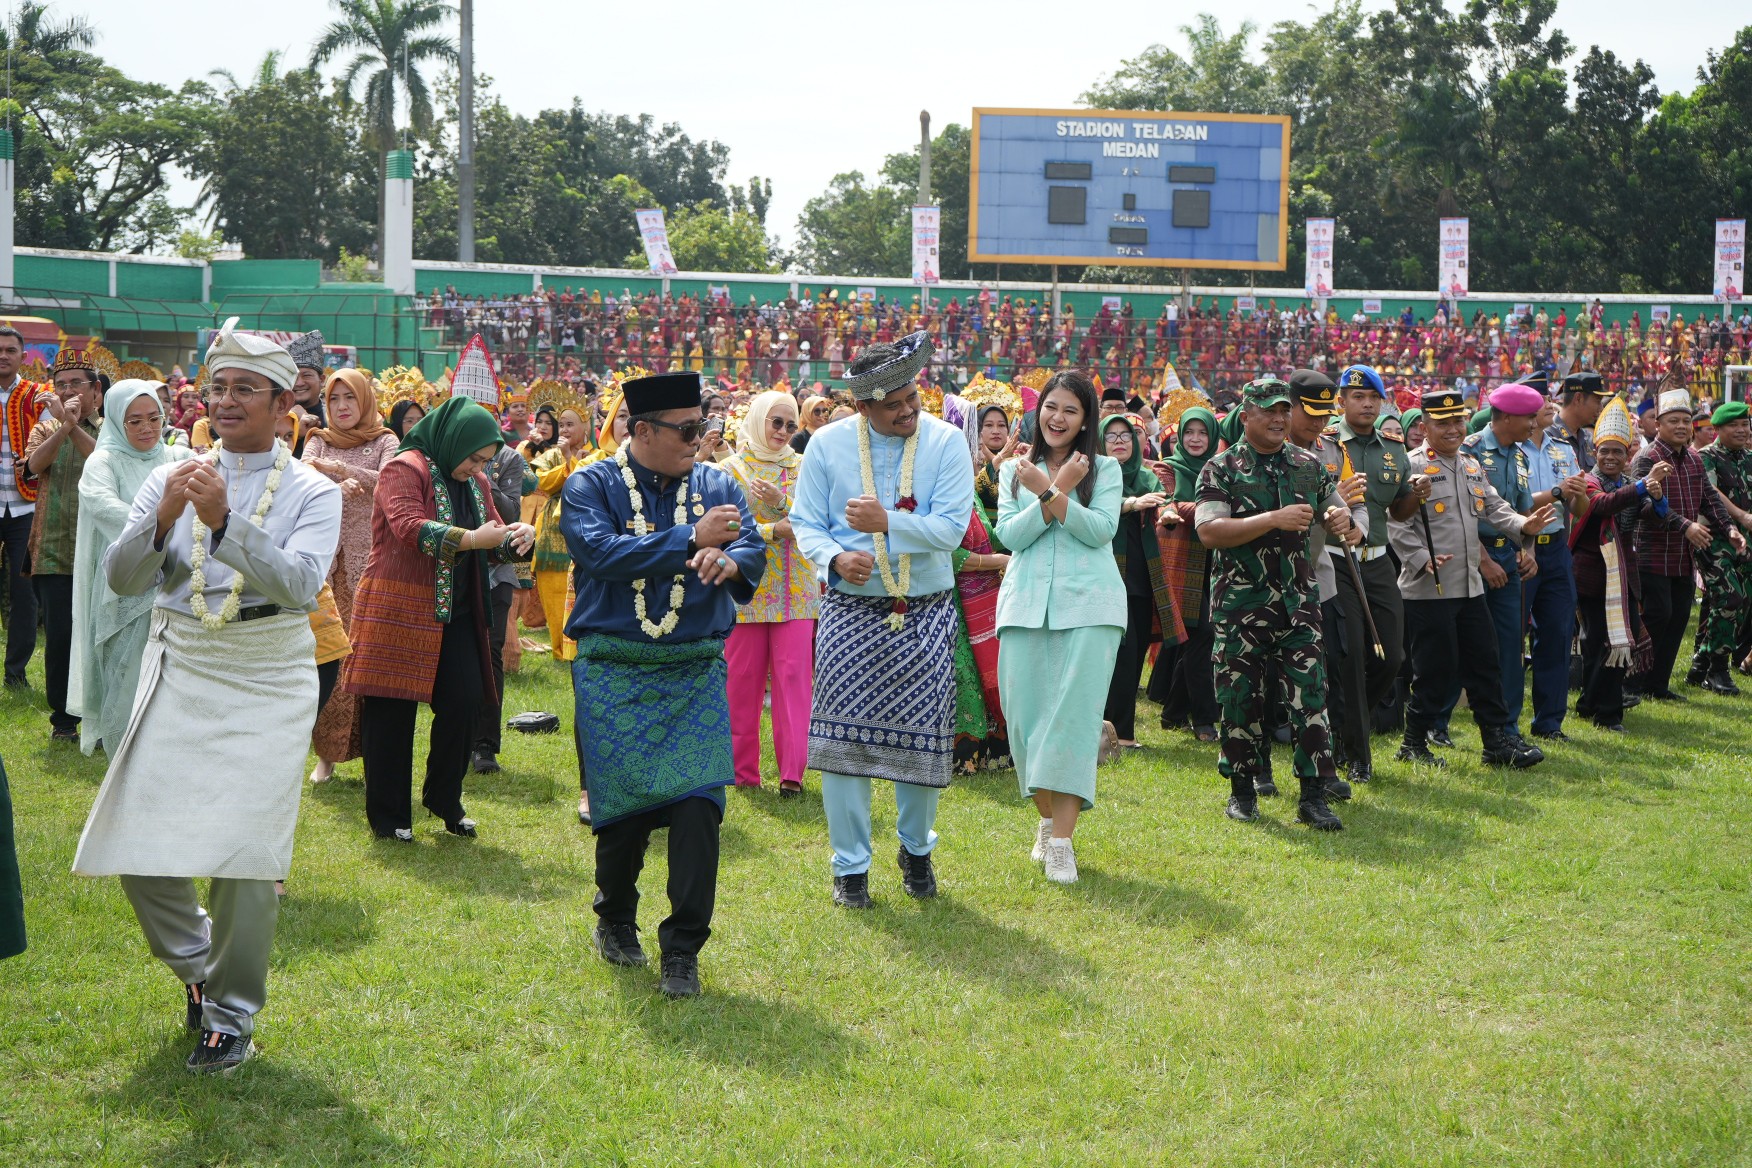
[779, 779, 803, 798]
[1193, 724, 1219, 743]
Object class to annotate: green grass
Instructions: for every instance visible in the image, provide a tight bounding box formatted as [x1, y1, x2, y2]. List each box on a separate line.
[2, 634, 1749, 1166]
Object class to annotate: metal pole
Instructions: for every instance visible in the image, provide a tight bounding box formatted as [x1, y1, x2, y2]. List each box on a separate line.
[918, 111, 931, 312]
[458, 0, 475, 262]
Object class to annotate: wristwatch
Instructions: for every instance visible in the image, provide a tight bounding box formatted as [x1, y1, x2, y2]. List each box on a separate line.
[1038, 487, 1060, 507]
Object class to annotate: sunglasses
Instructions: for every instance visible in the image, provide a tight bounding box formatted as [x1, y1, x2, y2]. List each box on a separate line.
[642, 417, 709, 442]
[771, 418, 799, 433]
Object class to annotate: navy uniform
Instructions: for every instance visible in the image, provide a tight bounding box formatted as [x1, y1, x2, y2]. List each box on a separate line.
[1459, 411, 1534, 735]
[1519, 409, 1582, 737]
[1388, 389, 1545, 770]
[1324, 364, 1412, 783]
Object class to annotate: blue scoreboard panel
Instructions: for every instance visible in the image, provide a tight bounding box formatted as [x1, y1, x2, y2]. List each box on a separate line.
[969, 108, 1290, 270]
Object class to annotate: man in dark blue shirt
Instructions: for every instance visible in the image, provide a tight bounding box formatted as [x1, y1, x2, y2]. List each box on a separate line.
[561, 371, 765, 999]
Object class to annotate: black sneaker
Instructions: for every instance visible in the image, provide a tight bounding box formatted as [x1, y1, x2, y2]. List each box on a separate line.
[658, 952, 701, 999]
[897, 846, 938, 899]
[1396, 741, 1447, 767]
[832, 873, 872, 909]
[470, 751, 500, 774]
[185, 1029, 254, 1074]
[593, 920, 647, 967]
[1225, 795, 1259, 822]
[1323, 776, 1353, 802]
[1426, 728, 1456, 749]
[185, 982, 206, 1032]
[1297, 797, 1344, 831]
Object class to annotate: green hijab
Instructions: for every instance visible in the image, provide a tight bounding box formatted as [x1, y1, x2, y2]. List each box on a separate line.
[1400, 407, 1424, 433]
[1101, 414, 1160, 496]
[399, 396, 504, 477]
[1164, 406, 1218, 502]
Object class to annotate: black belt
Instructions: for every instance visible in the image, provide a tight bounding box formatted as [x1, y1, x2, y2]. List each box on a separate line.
[237, 604, 283, 622]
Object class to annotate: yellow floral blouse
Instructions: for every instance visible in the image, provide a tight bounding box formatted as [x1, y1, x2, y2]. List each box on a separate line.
[723, 449, 820, 624]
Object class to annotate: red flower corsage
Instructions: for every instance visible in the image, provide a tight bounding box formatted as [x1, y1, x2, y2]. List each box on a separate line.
[896, 495, 918, 512]
[892, 598, 909, 615]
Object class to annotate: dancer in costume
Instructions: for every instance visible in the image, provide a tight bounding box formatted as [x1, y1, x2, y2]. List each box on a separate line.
[527, 380, 597, 662]
[561, 371, 765, 998]
[72, 320, 342, 1072]
[791, 333, 975, 909]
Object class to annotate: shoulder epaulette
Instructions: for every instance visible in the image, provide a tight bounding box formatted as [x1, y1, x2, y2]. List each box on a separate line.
[1381, 430, 1404, 443]
[1321, 423, 1341, 437]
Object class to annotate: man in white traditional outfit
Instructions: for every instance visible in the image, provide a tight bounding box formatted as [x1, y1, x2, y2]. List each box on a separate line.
[72, 319, 341, 1073]
[791, 333, 975, 908]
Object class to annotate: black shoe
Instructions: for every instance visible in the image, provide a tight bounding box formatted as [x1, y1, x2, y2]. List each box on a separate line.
[185, 982, 206, 1032]
[897, 846, 937, 899]
[1648, 689, 1687, 703]
[1593, 720, 1626, 733]
[3, 674, 26, 690]
[1253, 775, 1279, 798]
[1686, 664, 1708, 687]
[1426, 728, 1456, 748]
[1532, 728, 1570, 742]
[185, 1029, 254, 1074]
[443, 817, 478, 838]
[1225, 795, 1259, 822]
[832, 873, 872, 909]
[1272, 724, 1292, 745]
[1323, 776, 1352, 802]
[593, 920, 647, 967]
[1482, 729, 1543, 769]
[1297, 796, 1344, 831]
[1703, 670, 1742, 696]
[470, 751, 500, 774]
[373, 827, 415, 842]
[50, 725, 78, 743]
[658, 952, 701, 999]
[1396, 741, 1447, 767]
[1347, 761, 1372, 784]
[1192, 723, 1219, 743]
[1622, 692, 1642, 709]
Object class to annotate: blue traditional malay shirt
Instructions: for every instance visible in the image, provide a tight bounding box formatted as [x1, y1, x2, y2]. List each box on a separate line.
[561, 453, 766, 643]
[790, 413, 975, 598]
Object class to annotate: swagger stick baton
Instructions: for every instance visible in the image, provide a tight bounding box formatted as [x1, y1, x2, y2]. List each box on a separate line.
[1342, 542, 1386, 659]
[1417, 498, 1443, 596]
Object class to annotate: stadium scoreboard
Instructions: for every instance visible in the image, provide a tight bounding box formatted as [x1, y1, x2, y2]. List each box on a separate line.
[969, 108, 1290, 271]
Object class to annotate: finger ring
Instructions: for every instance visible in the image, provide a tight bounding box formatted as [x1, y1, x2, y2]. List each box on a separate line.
[718, 556, 729, 568]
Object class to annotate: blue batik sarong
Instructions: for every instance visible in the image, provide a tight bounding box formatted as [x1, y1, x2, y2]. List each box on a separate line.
[573, 634, 733, 829]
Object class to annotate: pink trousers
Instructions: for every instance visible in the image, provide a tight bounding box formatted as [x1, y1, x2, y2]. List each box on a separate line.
[725, 618, 816, 787]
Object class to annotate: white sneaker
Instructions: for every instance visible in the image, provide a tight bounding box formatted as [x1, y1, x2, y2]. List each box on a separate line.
[1031, 818, 1054, 862]
[1044, 839, 1078, 884]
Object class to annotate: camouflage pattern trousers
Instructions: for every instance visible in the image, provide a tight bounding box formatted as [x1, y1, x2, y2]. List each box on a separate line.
[1692, 541, 1752, 670]
[1214, 612, 1337, 787]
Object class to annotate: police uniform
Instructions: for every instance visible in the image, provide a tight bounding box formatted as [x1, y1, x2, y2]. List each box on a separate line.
[1324, 365, 1412, 782]
[1691, 402, 1752, 692]
[1387, 390, 1544, 769]
[1458, 423, 1533, 733]
[1194, 378, 1350, 829]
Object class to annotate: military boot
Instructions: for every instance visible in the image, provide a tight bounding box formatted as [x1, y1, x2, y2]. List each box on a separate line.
[1481, 725, 1543, 769]
[1704, 669, 1743, 696]
[1395, 730, 1446, 767]
[1296, 777, 1344, 831]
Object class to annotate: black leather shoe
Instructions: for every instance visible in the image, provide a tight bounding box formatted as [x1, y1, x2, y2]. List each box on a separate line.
[443, 817, 478, 838]
[1297, 797, 1344, 831]
[1225, 795, 1259, 822]
[1396, 741, 1447, 767]
[1347, 761, 1372, 784]
[470, 751, 500, 774]
[1593, 721, 1626, 733]
[1622, 692, 1642, 708]
[1648, 689, 1687, 703]
[594, 920, 647, 967]
[1703, 670, 1742, 696]
[1482, 729, 1543, 768]
[832, 873, 872, 909]
[186, 1029, 254, 1074]
[658, 952, 701, 999]
[897, 846, 938, 899]
[1532, 728, 1570, 742]
[1323, 776, 1353, 802]
[1253, 775, 1279, 798]
[185, 982, 206, 1032]
[1426, 728, 1456, 748]
[1686, 664, 1708, 687]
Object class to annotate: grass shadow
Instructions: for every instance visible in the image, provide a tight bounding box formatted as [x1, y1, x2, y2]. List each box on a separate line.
[850, 892, 1097, 999]
[611, 976, 865, 1073]
[1383, 776, 1541, 823]
[365, 836, 573, 903]
[272, 892, 374, 962]
[100, 1032, 406, 1166]
[1071, 867, 1246, 935]
[1255, 798, 1480, 867]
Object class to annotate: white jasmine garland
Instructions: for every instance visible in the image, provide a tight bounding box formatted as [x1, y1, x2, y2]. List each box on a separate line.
[617, 444, 689, 639]
[189, 439, 291, 630]
[856, 416, 918, 630]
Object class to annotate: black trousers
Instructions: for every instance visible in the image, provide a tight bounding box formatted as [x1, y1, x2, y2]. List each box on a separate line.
[1, 511, 36, 681]
[1404, 596, 1512, 738]
[1331, 554, 1404, 766]
[32, 574, 76, 731]
[1575, 593, 1640, 725]
[360, 614, 482, 834]
[1104, 594, 1155, 740]
[474, 582, 513, 755]
[1154, 617, 1220, 727]
[593, 795, 721, 958]
[317, 659, 340, 716]
[1637, 572, 1694, 696]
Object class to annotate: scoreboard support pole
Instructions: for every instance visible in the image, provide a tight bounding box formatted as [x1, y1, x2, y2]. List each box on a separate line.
[1051, 266, 1060, 331]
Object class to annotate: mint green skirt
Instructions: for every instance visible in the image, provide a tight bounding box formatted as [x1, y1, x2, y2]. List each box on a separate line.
[997, 624, 1122, 810]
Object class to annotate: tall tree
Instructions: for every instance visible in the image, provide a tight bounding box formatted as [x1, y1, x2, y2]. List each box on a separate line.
[310, 0, 458, 261]
[792, 173, 911, 277]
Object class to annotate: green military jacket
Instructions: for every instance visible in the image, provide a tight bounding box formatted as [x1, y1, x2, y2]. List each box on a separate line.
[1700, 440, 1752, 513]
[1325, 416, 1412, 548]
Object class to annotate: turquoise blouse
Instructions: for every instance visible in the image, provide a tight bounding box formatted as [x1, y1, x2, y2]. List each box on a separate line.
[993, 456, 1127, 632]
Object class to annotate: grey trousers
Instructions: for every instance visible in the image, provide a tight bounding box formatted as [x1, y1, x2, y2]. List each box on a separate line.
[119, 875, 278, 1037]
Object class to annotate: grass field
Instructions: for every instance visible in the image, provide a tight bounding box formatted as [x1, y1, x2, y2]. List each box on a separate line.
[2, 634, 1749, 1166]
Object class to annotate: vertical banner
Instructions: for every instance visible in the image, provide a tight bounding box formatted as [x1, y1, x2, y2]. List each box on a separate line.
[1438, 217, 1469, 298]
[1715, 218, 1745, 301]
[635, 208, 678, 275]
[911, 205, 941, 285]
[1304, 217, 1335, 299]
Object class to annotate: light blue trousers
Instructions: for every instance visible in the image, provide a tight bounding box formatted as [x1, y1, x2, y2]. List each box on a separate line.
[820, 773, 940, 878]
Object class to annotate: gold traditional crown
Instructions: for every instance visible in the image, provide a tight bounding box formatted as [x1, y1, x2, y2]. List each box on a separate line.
[86, 341, 122, 384]
[374, 365, 443, 418]
[1157, 386, 1214, 428]
[962, 372, 1023, 420]
[1014, 367, 1053, 394]
[527, 378, 590, 421]
[119, 358, 165, 383]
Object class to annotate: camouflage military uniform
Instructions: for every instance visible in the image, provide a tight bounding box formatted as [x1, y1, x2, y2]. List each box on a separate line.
[1692, 440, 1752, 676]
[1195, 437, 1347, 796]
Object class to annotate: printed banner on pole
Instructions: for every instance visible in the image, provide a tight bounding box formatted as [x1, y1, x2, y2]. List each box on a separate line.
[1304, 217, 1335, 299]
[911, 205, 941, 285]
[635, 209, 678, 275]
[1438, 217, 1469, 298]
[1715, 218, 1746, 301]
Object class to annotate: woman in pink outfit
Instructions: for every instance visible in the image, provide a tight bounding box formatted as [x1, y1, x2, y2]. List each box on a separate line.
[721, 391, 819, 796]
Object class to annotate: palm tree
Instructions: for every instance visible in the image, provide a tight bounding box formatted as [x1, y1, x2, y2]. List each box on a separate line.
[310, 0, 457, 261]
[0, 3, 97, 58]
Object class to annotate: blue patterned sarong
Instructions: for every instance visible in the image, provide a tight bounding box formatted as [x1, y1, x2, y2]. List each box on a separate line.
[573, 634, 733, 829]
[807, 590, 957, 788]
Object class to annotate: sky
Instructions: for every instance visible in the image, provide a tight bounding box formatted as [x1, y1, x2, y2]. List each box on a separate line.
[54, 0, 1749, 251]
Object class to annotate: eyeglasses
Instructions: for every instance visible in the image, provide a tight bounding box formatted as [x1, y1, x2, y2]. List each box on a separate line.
[124, 413, 165, 428]
[771, 419, 799, 433]
[1103, 431, 1132, 444]
[642, 417, 708, 442]
[200, 385, 267, 405]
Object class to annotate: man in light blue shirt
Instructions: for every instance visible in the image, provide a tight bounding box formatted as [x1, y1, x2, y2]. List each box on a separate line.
[1519, 397, 1586, 740]
[791, 333, 973, 909]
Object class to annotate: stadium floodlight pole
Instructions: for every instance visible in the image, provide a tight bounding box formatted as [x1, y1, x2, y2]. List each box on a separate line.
[458, 0, 475, 263]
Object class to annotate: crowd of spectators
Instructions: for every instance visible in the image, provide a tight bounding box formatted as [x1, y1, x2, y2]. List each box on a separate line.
[416, 285, 1752, 408]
